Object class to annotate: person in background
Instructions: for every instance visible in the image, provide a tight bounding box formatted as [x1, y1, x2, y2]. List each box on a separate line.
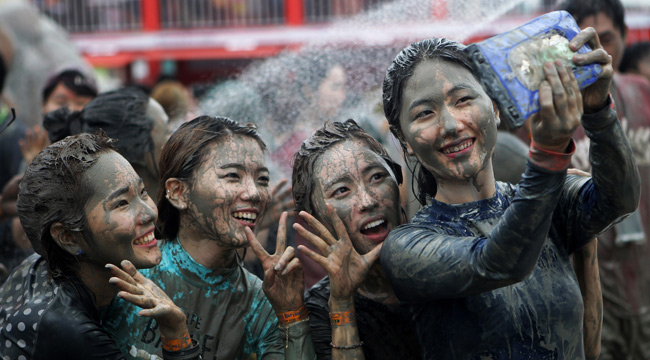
[151, 80, 197, 131]
[620, 41, 650, 83]
[560, 1, 650, 358]
[0, 132, 200, 359]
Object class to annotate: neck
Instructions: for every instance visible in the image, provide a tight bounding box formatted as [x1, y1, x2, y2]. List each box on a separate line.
[434, 165, 496, 204]
[357, 263, 398, 305]
[177, 225, 237, 269]
[76, 262, 118, 309]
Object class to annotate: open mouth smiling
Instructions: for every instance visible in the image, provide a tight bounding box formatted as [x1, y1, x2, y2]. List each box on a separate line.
[360, 218, 390, 243]
[133, 231, 157, 247]
[440, 138, 475, 157]
[232, 210, 258, 227]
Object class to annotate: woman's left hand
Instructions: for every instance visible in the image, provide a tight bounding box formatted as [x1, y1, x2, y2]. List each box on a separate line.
[245, 212, 305, 313]
[106, 260, 188, 340]
[570, 27, 614, 113]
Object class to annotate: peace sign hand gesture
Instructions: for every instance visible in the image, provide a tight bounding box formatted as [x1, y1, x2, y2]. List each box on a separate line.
[294, 205, 382, 302]
[245, 212, 305, 313]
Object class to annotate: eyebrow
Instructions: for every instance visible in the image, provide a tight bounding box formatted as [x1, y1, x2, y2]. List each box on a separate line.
[407, 83, 474, 113]
[103, 178, 143, 205]
[220, 163, 269, 173]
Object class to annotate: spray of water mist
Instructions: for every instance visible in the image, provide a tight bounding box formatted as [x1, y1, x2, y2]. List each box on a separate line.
[200, 0, 527, 179]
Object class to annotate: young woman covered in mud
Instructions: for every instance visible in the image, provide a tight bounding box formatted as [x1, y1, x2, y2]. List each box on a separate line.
[103, 116, 315, 360]
[0, 132, 200, 359]
[379, 29, 639, 359]
[289, 119, 422, 360]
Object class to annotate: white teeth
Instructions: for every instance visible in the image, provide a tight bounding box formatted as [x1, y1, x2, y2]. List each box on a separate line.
[363, 220, 385, 231]
[233, 212, 257, 221]
[134, 233, 155, 245]
[443, 139, 473, 154]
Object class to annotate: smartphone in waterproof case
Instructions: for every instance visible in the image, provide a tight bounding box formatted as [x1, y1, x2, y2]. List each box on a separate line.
[464, 10, 602, 129]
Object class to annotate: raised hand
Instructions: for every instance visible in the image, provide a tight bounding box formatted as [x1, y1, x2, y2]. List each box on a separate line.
[106, 260, 188, 341]
[530, 60, 583, 152]
[569, 27, 614, 113]
[294, 205, 382, 302]
[245, 212, 304, 313]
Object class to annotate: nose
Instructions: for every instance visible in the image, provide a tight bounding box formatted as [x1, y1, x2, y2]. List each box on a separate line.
[137, 199, 157, 225]
[240, 178, 262, 202]
[440, 108, 464, 138]
[358, 187, 378, 212]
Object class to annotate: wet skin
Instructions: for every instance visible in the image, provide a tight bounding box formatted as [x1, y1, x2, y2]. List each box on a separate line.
[181, 135, 271, 250]
[311, 139, 401, 255]
[81, 151, 161, 269]
[398, 59, 500, 201]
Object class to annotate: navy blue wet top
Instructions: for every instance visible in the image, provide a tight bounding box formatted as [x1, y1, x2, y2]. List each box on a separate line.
[381, 105, 640, 359]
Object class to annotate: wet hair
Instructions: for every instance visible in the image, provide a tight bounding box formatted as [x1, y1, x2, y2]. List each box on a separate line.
[44, 87, 154, 169]
[557, 0, 626, 39]
[17, 132, 115, 278]
[292, 119, 403, 216]
[157, 116, 266, 239]
[620, 42, 650, 73]
[42, 69, 98, 104]
[382, 38, 475, 204]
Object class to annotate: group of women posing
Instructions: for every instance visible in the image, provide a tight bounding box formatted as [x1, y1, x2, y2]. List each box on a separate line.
[0, 22, 640, 360]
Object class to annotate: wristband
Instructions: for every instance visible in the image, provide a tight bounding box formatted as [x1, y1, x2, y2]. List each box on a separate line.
[329, 311, 356, 326]
[276, 305, 309, 325]
[330, 341, 364, 350]
[528, 139, 575, 172]
[161, 333, 192, 352]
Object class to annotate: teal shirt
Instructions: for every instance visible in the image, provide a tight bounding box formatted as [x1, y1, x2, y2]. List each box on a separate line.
[102, 239, 283, 360]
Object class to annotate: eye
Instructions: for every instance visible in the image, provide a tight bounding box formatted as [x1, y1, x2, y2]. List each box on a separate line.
[457, 96, 473, 105]
[140, 188, 148, 198]
[258, 175, 270, 185]
[332, 186, 349, 197]
[415, 110, 433, 120]
[114, 200, 128, 209]
[225, 172, 240, 180]
[370, 172, 386, 182]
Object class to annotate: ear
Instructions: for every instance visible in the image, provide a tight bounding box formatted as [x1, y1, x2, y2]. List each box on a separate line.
[165, 178, 189, 210]
[492, 100, 501, 127]
[50, 223, 83, 255]
[405, 141, 415, 156]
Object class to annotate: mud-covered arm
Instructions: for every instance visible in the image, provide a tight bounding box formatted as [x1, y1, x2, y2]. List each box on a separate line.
[381, 158, 568, 302]
[556, 104, 641, 251]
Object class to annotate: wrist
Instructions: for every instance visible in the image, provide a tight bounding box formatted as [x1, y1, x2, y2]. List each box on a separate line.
[584, 93, 613, 114]
[528, 139, 576, 172]
[328, 296, 354, 311]
[161, 332, 192, 352]
[329, 310, 356, 326]
[276, 304, 309, 326]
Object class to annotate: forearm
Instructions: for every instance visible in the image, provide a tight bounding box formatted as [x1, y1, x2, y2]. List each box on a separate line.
[573, 239, 602, 360]
[329, 298, 364, 360]
[584, 102, 641, 229]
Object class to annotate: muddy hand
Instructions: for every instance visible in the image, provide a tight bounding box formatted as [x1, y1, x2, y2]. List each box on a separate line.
[530, 60, 582, 152]
[294, 204, 381, 301]
[569, 27, 614, 113]
[106, 260, 188, 340]
[246, 212, 305, 313]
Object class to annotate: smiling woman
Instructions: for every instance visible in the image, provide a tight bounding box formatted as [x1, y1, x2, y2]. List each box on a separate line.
[379, 32, 640, 359]
[102, 116, 316, 360]
[0, 132, 199, 359]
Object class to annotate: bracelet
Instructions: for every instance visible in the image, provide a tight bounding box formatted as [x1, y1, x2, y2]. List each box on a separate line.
[329, 311, 356, 326]
[276, 305, 309, 325]
[330, 341, 364, 350]
[161, 333, 192, 352]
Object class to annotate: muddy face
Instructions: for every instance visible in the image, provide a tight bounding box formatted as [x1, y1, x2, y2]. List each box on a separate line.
[398, 59, 499, 189]
[184, 135, 270, 248]
[311, 139, 401, 255]
[82, 151, 161, 269]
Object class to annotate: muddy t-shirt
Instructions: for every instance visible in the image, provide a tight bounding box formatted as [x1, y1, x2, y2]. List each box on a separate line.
[381, 105, 638, 359]
[305, 276, 421, 360]
[103, 239, 283, 360]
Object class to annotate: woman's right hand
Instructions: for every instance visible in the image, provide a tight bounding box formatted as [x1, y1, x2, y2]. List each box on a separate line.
[294, 204, 382, 302]
[530, 61, 583, 152]
[106, 260, 189, 342]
